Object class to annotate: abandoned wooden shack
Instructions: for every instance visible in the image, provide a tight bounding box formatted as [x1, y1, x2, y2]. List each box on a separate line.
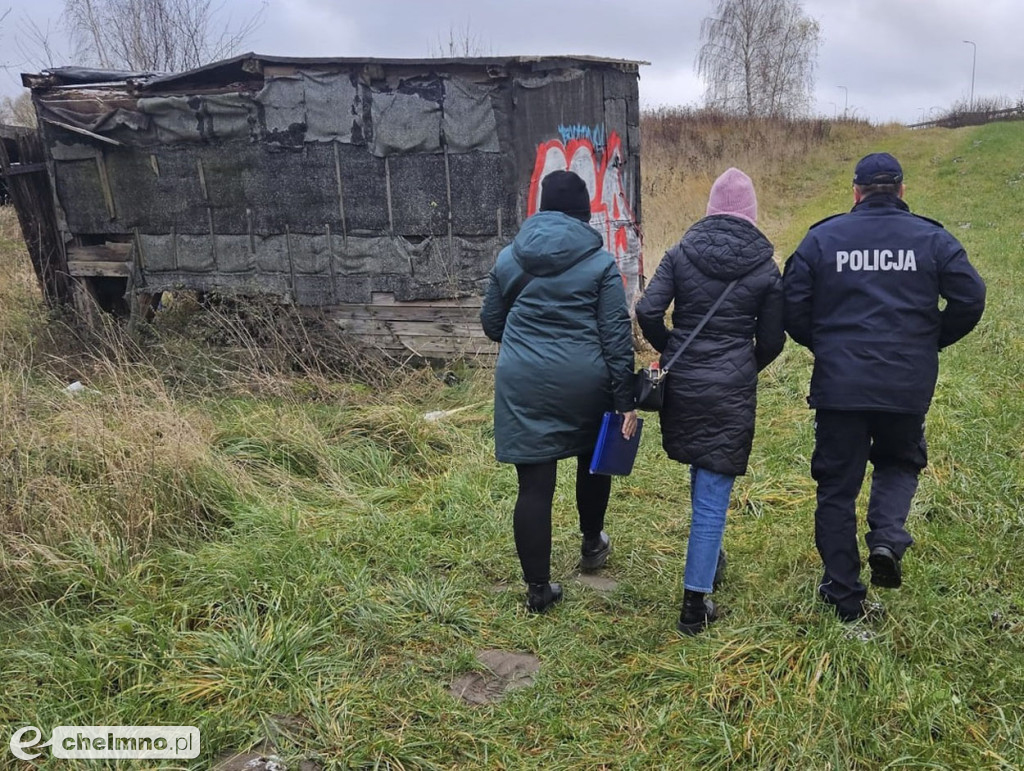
[5, 53, 644, 359]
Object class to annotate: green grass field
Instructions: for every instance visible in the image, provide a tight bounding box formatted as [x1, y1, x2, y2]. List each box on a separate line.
[1, 121, 1022, 770]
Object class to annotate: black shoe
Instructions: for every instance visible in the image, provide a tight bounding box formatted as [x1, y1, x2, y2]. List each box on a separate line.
[580, 531, 611, 572]
[713, 549, 727, 590]
[526, 582, 563, 613]
[677, 589, 719, 636]
[868, 545, 902, 588]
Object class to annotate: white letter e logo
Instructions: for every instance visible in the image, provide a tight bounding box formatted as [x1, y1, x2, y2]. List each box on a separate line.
[10, 726, 49, 761]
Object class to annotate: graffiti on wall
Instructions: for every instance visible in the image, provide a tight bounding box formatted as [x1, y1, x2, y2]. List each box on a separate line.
[556, 123, 607, 148]
[527, 127, 642, 305]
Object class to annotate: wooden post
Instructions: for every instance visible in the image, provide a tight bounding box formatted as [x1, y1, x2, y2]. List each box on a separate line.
[0, 129, 73, 307]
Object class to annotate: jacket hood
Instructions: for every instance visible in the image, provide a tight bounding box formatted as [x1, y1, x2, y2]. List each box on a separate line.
[512, 210, 604, 276]
[676, 215, 774, 280]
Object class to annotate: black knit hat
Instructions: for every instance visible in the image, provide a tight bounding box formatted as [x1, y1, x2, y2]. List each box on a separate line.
[540, 170, 592, 222]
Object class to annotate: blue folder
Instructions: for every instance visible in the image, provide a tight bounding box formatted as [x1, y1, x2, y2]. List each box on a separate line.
[589, 412, 644, 476]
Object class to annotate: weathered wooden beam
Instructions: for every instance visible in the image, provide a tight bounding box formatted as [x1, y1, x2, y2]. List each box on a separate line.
[67, 242, 132, 262]
[95, 150, 117, 219]
[366, 292, 483, 308]
[331, 304, 485, 323]
[0, 162, 47, 177]
[332, 317, 490, 338]
[41, 118, 124, 146]
[67, 260, 131, 277]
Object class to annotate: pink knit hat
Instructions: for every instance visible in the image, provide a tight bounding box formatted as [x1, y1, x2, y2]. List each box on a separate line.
[706, 167, 758, 225]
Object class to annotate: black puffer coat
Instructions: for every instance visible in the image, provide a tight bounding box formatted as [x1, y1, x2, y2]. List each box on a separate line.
[635, 215, 785, 475]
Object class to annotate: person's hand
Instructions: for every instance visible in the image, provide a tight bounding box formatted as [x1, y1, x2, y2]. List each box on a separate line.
[620, 410, 638, 440]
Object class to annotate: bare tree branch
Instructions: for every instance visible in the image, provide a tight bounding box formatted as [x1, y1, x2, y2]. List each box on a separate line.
[16, 16, 65, 71]
[430, 19, 492, 58]
[61, 0, 266, 72]
[696, 0, 819, 118]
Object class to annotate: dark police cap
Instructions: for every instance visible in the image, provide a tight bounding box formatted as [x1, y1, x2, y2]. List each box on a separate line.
[853, 152, 903, 185]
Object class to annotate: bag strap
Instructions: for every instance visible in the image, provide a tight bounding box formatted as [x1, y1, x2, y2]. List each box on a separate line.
[504, 243, 603, 307]
[662, 279, 738, 373]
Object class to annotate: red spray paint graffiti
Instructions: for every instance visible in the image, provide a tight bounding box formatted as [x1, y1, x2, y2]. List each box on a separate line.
[527, 130, 643, 304]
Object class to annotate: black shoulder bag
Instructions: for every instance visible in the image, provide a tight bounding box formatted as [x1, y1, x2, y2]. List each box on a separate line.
[634, 279, 738, 411]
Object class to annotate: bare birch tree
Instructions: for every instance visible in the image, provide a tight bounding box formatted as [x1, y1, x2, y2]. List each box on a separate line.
[431, 20, 491, 58]
[62, 0, 265, 72]
[697, 0, 820, 118]
[0, 93, 37, 128]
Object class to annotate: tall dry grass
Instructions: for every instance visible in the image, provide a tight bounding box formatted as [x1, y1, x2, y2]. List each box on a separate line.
[0, 205, 469, 604]
[0, 209, 250, 602]
[639, 107, 884, 271]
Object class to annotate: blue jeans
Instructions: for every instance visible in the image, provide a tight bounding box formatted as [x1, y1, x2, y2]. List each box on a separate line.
[684, 466, 735, 593]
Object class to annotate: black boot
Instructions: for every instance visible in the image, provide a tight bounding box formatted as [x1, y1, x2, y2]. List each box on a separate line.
[868, 545, 902, 588]
[677, 589, 719, 636]
[526, 582, 563, 613]
[580, 531, 611, 571]
[713, 549, 727, 590]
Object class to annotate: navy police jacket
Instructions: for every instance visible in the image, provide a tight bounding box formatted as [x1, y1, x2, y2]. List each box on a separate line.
[783, 194, 986, 414]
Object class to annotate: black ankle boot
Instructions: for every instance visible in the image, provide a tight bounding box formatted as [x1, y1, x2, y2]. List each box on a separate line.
[526, 582, 563, 613]
[677, 589, 719, 635]
[580, 531, 611, 571]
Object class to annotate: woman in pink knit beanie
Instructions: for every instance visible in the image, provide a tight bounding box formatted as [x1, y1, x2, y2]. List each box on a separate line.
[635, 167, 785, 635]
[706, 167, 759, 224]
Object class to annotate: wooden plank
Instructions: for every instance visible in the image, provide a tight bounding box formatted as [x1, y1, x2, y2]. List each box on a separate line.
[67, 260, 131, 277]
[367, 291, 483, 308]
[331, 304, 483, 323]
[67, 243, 132, 262]
[41, 118, 124, 146]
[0, 162, 47, 177]
[333, 317, 489, 338]
[341, 333, 497, 356]
[95, 150, 116, 219]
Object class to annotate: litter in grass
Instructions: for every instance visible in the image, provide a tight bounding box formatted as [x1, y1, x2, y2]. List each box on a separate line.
[64, 380, 99, 394]
[214, 738, 321, 771]
[213, 748, 287, 771]
[843, 627, 878, 642]
[423, 402, 487, 422]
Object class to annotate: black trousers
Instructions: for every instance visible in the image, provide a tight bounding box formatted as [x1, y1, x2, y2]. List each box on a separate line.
[513, 453, 611, 584]
[812, 410, 927, 617]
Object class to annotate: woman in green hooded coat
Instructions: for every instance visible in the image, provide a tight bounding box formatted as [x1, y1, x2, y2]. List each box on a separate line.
[481, 170, 637, 613]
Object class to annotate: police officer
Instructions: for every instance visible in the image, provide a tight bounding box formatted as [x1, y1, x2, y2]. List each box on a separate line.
[783, 152, 986, 621]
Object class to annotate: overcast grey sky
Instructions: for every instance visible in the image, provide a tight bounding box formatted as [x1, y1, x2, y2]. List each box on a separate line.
[3, 0, 1022, 123]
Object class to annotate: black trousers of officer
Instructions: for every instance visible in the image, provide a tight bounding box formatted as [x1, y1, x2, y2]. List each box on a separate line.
[812, 409, 927, 618]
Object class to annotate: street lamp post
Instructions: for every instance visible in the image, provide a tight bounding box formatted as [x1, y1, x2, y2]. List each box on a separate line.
[963, 40, 976, 111]
[829, 101, 838, 119]
[837, 85, 849, 119]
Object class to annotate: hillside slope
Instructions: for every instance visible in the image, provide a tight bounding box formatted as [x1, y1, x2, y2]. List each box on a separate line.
[0, 121, 1021, 769]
